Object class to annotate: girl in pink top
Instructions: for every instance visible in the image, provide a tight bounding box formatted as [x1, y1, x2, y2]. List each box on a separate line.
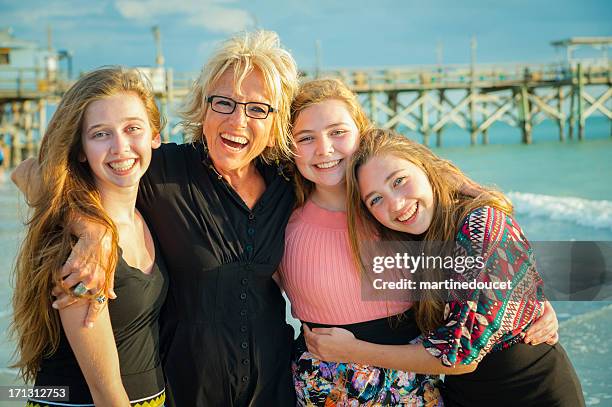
[279, 79, 443, 406]
[278, 79, 559, 406]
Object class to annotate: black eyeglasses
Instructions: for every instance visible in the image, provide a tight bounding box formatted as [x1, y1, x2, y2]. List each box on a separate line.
[206, 95, 275, 119]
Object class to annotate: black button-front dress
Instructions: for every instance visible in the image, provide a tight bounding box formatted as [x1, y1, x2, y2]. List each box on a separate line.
[137, 142, 296, 407]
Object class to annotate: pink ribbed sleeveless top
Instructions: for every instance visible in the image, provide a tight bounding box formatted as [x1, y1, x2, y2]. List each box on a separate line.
[279, 199, 410, 325]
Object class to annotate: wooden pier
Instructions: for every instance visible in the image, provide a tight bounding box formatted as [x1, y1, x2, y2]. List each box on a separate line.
[1, 43, 610, 168]
[301, 60, 611, 146]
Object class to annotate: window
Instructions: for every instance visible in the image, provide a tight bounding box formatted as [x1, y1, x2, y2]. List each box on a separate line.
[0, 48, 9, 65]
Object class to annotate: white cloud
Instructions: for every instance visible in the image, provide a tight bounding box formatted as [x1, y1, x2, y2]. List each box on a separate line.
[114, 0, 173, 20]
[114, 0, 254, 33]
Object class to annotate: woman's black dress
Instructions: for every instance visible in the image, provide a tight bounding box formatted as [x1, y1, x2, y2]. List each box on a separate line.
[137, 142, 296, 407]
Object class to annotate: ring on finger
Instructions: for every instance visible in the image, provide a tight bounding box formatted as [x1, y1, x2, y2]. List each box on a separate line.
[94, 293, 107, 304]
[72, 282, 88, 298]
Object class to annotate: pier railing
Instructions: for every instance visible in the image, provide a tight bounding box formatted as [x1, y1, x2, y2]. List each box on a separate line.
[302, 62, 611, 89]
[0, 67, 71, 99]
[167, 61, 610, 92]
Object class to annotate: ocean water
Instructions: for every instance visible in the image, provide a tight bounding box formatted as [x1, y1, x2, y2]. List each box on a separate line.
[0, 121, 611, 405]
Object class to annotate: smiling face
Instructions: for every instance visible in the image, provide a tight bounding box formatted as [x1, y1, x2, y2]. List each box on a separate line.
[292, 99, 360, 189]
[203, 67, 275, 174]
[358, 153, 435, 235]
[81, 92, 160, 192]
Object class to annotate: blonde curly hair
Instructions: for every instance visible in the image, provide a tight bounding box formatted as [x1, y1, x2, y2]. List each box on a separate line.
[181, 30, 298, 164]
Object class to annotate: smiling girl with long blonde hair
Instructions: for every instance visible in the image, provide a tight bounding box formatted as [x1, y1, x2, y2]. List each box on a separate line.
[11, 67, 167, 407]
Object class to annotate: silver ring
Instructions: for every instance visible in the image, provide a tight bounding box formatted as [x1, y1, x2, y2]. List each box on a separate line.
[95, 294, 107, 304]
[72, 282, 88, 297]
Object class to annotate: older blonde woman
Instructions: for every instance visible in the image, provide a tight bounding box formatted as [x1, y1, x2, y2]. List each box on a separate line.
[14, 31, 299, 406]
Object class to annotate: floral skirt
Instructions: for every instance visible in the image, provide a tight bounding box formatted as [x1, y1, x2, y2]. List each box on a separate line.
[293, 351, 444, 407]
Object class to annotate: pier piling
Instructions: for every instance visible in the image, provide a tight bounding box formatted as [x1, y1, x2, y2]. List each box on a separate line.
[577, 63, 585, 140]
[436, 90, 444, 147]
[558, 87, 565, 141]
[519, 85, 533, 144]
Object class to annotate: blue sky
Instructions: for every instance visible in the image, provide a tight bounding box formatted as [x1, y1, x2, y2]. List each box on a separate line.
[1, 0, 610, 75]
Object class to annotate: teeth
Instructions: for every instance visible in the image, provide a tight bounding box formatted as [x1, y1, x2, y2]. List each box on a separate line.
[221, 133, 248, 145]
[108, 159, 136, 171]
[397, 203, 418, 222]
[315, 160, 340, 169]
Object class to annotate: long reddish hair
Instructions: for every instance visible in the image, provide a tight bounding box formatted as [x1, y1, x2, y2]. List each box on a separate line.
[11, 67, 164, 382]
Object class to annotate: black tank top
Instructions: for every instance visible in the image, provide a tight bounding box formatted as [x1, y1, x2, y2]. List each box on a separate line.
[31, 249, 168, 406]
